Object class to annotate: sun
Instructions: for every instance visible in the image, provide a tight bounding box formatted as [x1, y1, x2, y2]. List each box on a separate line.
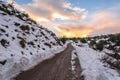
[82, 34, 88, 38]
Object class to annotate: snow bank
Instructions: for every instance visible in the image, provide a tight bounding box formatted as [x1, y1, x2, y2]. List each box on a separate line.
[72, 42, 120, 80]
[0, 46, 66, 80]
[71, 50, 77, 71]
[0, 1, 65, 80]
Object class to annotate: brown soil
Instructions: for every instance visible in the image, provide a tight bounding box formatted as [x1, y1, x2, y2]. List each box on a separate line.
[14, 44, 83, 80]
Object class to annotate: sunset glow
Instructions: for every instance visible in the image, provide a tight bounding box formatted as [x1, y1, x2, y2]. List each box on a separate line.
[52, 13, 69, 20]
[55, 27, 92, 38]
[13, 0, 120, 38]
[81, 34, 88, 38]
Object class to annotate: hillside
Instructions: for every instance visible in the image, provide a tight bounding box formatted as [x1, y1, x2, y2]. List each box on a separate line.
[60, 33, 120, 80]
[86, 34, 120, 71]
[72, 42, 120, 80]
[0, 1, 64, 80]
[61, 33, 120, 69]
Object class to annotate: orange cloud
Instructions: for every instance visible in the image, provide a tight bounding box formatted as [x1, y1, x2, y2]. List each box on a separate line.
[89, 10, 120, 36]
[15, 0, 87, 22]
[14, 1, 120, 38]
[56, 9, 120, 37]
[36, 9, 120, 38]
[55, 26, 93, 38]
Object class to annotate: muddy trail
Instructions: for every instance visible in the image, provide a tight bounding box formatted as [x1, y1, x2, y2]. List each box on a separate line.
[14, 44, 83, 80]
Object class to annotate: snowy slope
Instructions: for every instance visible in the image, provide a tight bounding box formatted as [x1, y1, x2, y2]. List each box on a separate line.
[86, 33, 120, 53]
[72, 42, 120, 80]
[0, 1, 64, 80]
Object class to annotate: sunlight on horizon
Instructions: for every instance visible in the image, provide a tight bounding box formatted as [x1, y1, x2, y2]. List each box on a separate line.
[59, 33, 89, 38]
[14, 0, 120, 38]
[81, 34, 88, 38]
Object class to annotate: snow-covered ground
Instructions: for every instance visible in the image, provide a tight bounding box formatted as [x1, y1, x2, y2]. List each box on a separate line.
[0, 1, 65, 80]
[0, 46, 65, 80]
[0, 1, 120, 80]
[72, 42, 120, 80]
[71, 50, 77, 71]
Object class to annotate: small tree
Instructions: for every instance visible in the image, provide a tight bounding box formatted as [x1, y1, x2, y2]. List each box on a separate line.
[80, 38, 87, 43]
[89, 40, 96, 48]
[96, 40, 104, 51]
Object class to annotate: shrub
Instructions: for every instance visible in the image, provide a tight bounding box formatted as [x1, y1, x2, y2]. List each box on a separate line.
[16, 14, 23, 20]
[44, 43, 51, 48]
[80, 38, 87, 43]
[50, 42, 56, 45]
[102, 54, 120, 70]
[107, 53, 120, 60]
[19, 39, 26, 48]
[30, 52, 33, 55]
[16, 13, 27, 20]
[0, 60, 7, 65]
[42, 48, 45, 50]
[51, 32, 56, 36]
[31, 27, 35, 31]
[21, 51, 24, 55]
[12, 37, 15, 40]
[109, 35, 116, 42]
[27, 41, 35, 47]
[0, 4, 12, 15]
[60, 38, 67, 44]
[5, 25, 8, 28]
[96, 40, 104, 51]
[0, 39, 9, 48]
[41, 32, 45, 36]
[37, 45, 40, 48]
[11, 54, 13, 56]
[14, 22, 20, 26]
[107, 45, 114, 50]
[5, 34, 9, 37]
[20, 25, 30, 31]
[31, 19, 37, 24]
[89, 40, 96, 47]
[57, 41, 62, 46]
[14, 29, 18, 32]
[45, 36, 49, 40]
[23, 13, 29, 18]
[0, 28, 6, 33]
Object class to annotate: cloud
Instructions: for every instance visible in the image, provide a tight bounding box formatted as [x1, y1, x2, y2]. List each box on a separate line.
[56, 25, 93, 37]
[15, 0, 87, 21]
[7, 0, 13, 3]
[34, 7, 120, 38]
[55, 6, 120, 37]
[89, 7, 120, 36]
[15, 1, 120, 37]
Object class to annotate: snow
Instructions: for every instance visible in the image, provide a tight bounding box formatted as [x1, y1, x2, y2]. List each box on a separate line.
[103, 49, 113, 54]
[0, 1, 120, 80]
[71, 50, 77, 71]
[0, 1, 65, 80]
[72, 42, 120, 80]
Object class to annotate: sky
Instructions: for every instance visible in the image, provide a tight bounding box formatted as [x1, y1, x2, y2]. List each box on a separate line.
[6, 0, 120, 37]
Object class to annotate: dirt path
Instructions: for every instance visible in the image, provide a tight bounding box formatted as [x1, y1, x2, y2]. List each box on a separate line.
[14, 44, 83, 80]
